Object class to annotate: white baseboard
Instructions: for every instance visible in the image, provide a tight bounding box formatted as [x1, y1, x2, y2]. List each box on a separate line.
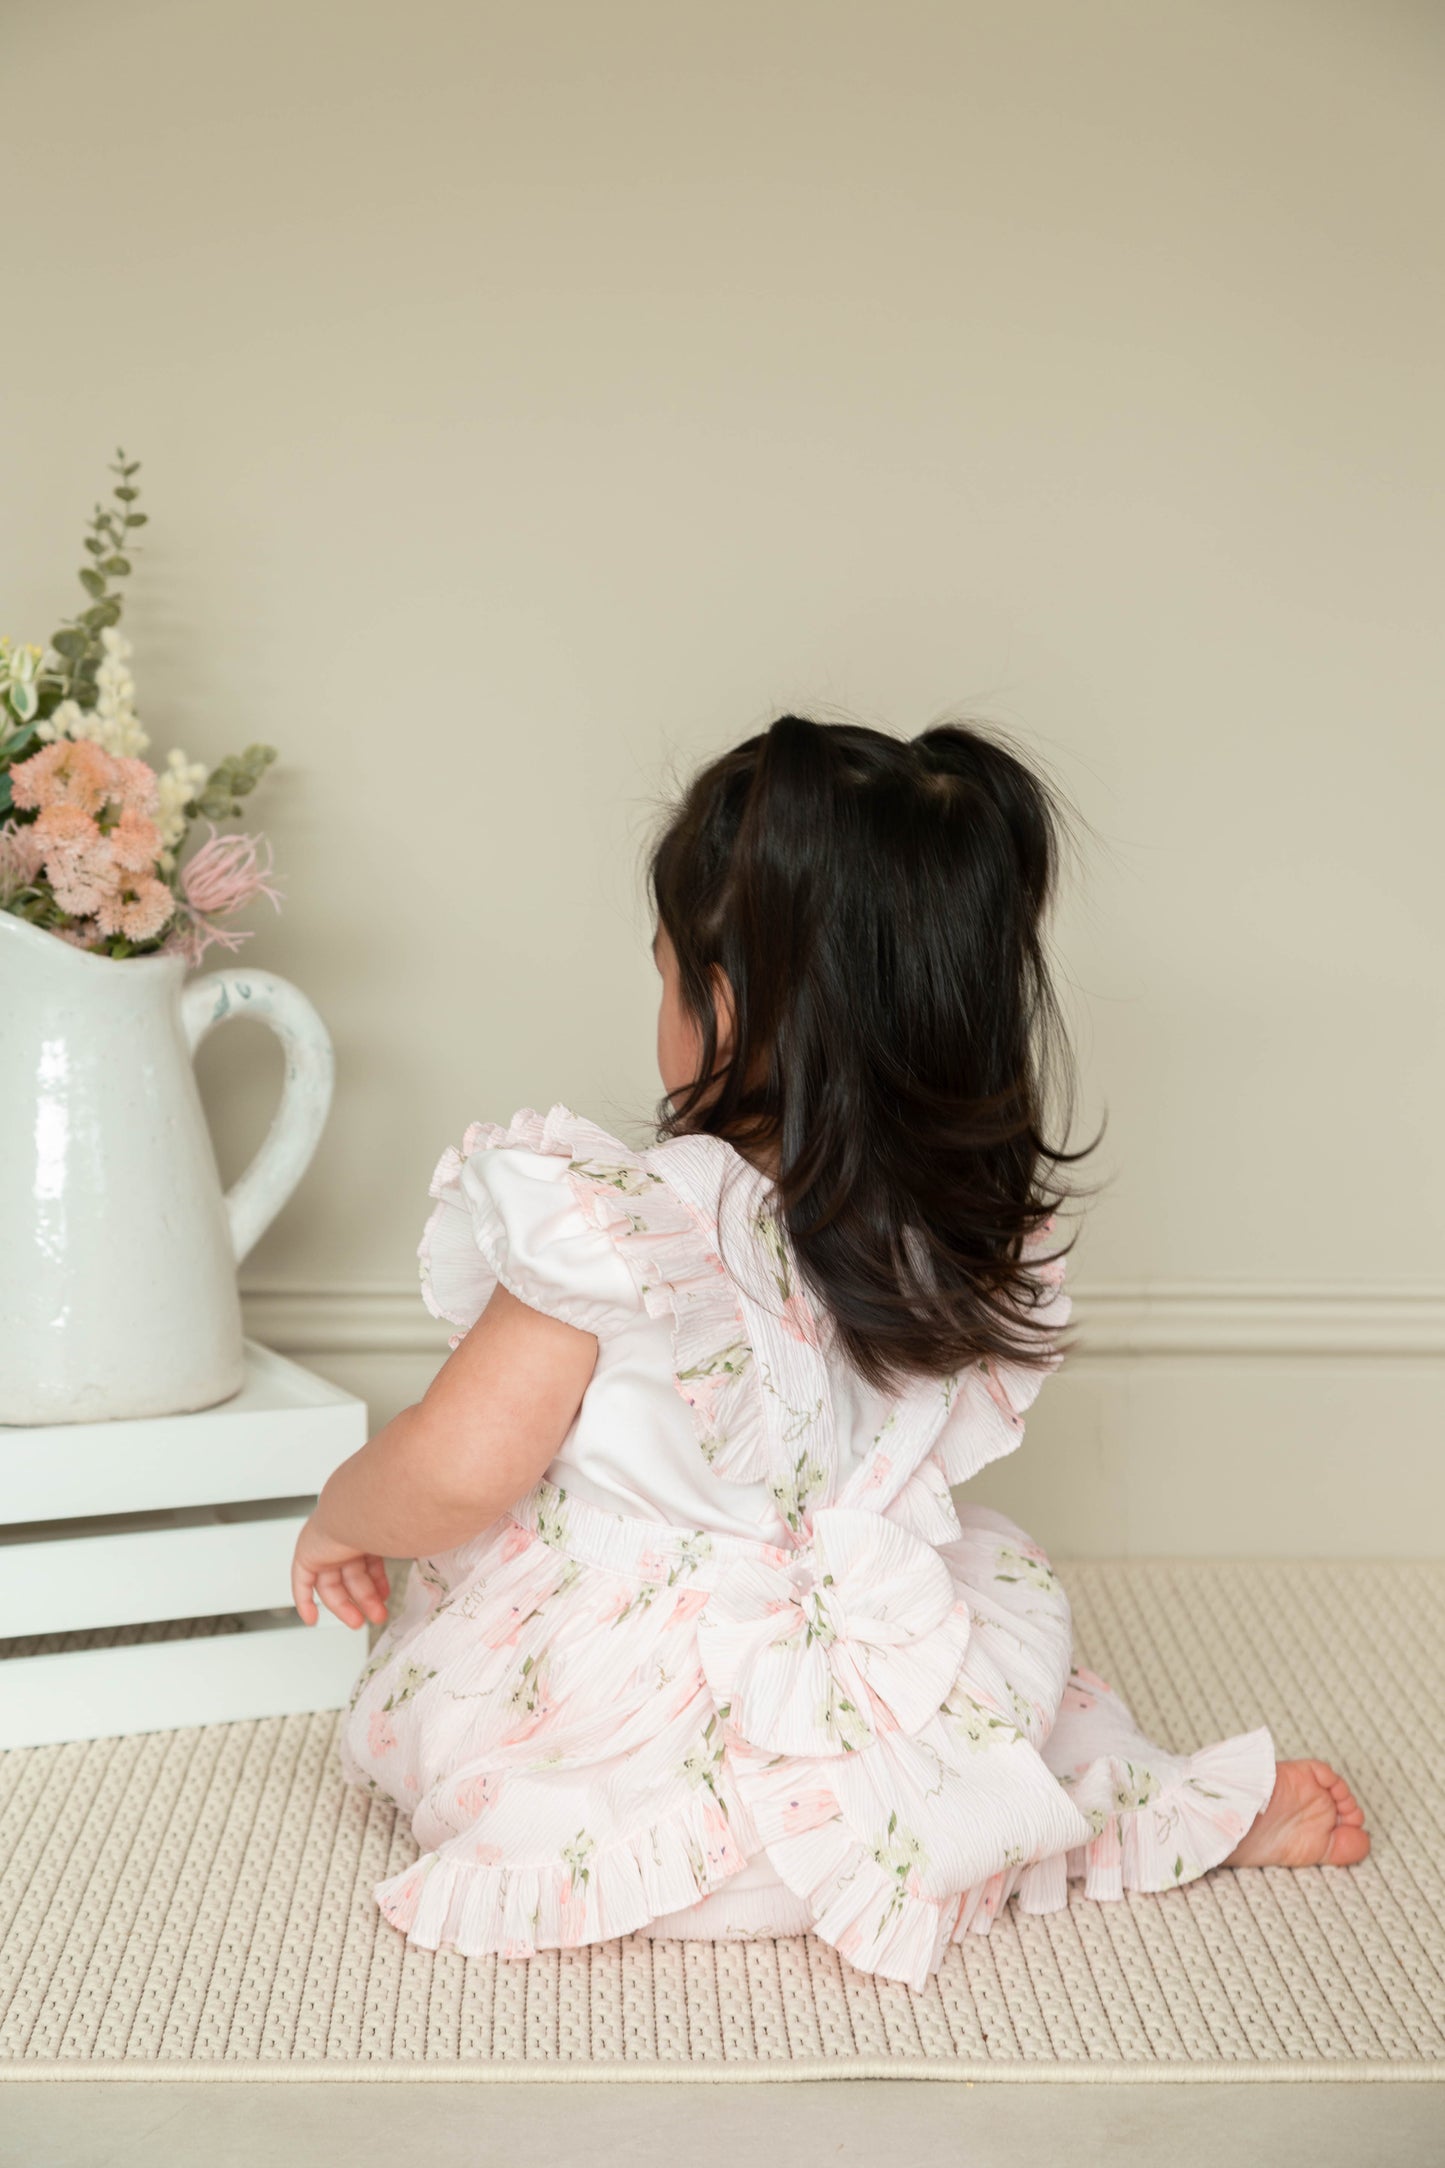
[240, 1281, 1445, 1559]
[241, 1280, 1445, 1360]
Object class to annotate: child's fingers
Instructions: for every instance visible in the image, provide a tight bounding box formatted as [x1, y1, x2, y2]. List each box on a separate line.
[339, 1553, 389, 1626]
[291, 1554, 319, 1626]
[315, 1565, 366, 1630]
[370, 1555, 392, 1604]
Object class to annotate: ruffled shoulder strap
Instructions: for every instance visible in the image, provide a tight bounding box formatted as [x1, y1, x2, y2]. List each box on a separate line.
[566, 1128, 841, 1539]
[831, 1221, 1072, 1545]
[909, 1224, 1072, 1522]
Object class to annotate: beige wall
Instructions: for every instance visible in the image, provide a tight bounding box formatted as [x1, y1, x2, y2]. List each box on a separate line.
[6, 0, 1442, 1550]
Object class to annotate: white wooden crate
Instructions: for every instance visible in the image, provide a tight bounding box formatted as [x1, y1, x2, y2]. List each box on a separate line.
[0, 1342, 370, 1748]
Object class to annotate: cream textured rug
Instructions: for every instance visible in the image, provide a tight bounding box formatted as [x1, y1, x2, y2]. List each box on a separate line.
[2, 1562, 1442, 2082]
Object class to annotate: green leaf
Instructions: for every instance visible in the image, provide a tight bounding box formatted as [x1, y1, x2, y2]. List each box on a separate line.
[52, 629, 86, 660]
[78, 569, 106, 598]
[0, 776, 11, 814]
[124, 512, 148, 527]
[114, 486, 138, 502]
[103, 556, 131, 576]
[84, 536, 105, 556]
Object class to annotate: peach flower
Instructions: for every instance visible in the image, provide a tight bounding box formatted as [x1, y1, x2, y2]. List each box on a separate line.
[109, 756, 160, 814]
[94, 871, 174, 944]
[9, 738, 116, 816]
[109, 804, 164, 872]
[0, 821, 45, 894]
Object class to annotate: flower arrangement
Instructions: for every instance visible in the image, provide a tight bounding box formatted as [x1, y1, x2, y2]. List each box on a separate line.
[0, 453, 281, 960]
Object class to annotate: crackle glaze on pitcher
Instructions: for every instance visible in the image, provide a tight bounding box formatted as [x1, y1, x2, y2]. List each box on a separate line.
[0, 912, 333, 1424]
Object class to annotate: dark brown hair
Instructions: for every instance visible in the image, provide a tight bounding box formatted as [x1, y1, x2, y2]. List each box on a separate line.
[649, 714, 1100, 1389]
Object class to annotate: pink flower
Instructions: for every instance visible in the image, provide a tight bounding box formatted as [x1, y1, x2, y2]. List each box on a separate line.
[666, 1670, 706, 1720]
[1062, 1667, 1108, 1715]
[181, 825, 281, 915]
[486, 1605, 531, 1649]
[557, 1886, 589, 1948]
[677, 1373, 726, 1424]
[504, 1694, 557, 1744]
[9, 739, 116, 816]
[779, 1293, 820, 1346]
[499, 1524, 534, 1564]
[701, 1804, 745, 1877]
[473, 1839, 503, 1865]
[454, 1772, 500, 1821]
[979, 1360, 1025, 1431]
[778, 1788, 836, 1836]
[377, 1868, 424, 1930]
[171, 825, 282, 961]
[663, 1587, 711, 1631]
[367, 1708, 399, 1758]
[637, 1549, 665, 1582]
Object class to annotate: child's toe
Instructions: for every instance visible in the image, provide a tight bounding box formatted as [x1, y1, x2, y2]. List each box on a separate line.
[1325, 1823, 1371, 1867]
[1327, 1772, 1362, 1818]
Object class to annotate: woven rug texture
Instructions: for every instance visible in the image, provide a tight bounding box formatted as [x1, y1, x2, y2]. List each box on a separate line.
[1, 1561, 1442, 2079]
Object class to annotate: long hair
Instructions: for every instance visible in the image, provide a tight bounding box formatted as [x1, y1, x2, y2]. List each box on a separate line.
[648, 713, 1100, 1388]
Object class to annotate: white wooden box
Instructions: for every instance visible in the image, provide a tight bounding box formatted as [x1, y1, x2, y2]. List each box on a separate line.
[0, 1342, 370, 1748]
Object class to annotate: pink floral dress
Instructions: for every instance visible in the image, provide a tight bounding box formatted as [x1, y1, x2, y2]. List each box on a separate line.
[339, 1107, 1274, 1991]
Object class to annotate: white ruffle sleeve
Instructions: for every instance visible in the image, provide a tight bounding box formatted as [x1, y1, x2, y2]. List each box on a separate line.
[418, 1117, 643, 1343]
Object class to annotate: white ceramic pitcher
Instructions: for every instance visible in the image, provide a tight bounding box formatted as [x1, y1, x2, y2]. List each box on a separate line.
[0, 911, 333, 1424]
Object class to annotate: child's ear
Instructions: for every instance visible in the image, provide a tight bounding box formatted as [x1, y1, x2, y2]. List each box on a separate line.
[710, 965, 737, 1063]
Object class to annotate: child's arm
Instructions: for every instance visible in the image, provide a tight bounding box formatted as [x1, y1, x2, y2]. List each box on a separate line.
[290, 1283, 598, 1629]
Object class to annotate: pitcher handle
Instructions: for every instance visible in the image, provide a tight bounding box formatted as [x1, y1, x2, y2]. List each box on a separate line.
[181, 969, 335, 1265]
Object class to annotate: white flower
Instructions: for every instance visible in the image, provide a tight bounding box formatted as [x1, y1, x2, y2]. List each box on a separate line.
[36, 698, 85, 745]
[155, 748, 207, 855]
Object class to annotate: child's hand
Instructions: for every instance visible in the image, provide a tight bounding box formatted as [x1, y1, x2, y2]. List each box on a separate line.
[290, 1511, 391, 1630]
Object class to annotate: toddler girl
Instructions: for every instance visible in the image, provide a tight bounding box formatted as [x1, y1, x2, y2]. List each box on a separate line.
[293, 716, 1368, 1990]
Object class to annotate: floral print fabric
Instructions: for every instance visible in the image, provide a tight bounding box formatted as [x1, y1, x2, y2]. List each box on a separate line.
[340, 1107, 1274, 1991]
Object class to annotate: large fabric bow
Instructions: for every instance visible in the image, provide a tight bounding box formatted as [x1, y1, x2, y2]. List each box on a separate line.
[696, 1508, 970, 1758]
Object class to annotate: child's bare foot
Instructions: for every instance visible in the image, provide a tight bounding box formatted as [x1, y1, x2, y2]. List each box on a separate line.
[1223, 1758, 1370, 1869]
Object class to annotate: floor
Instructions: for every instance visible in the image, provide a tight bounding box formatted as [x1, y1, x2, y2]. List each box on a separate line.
[1, 2077, 1441, 2168]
